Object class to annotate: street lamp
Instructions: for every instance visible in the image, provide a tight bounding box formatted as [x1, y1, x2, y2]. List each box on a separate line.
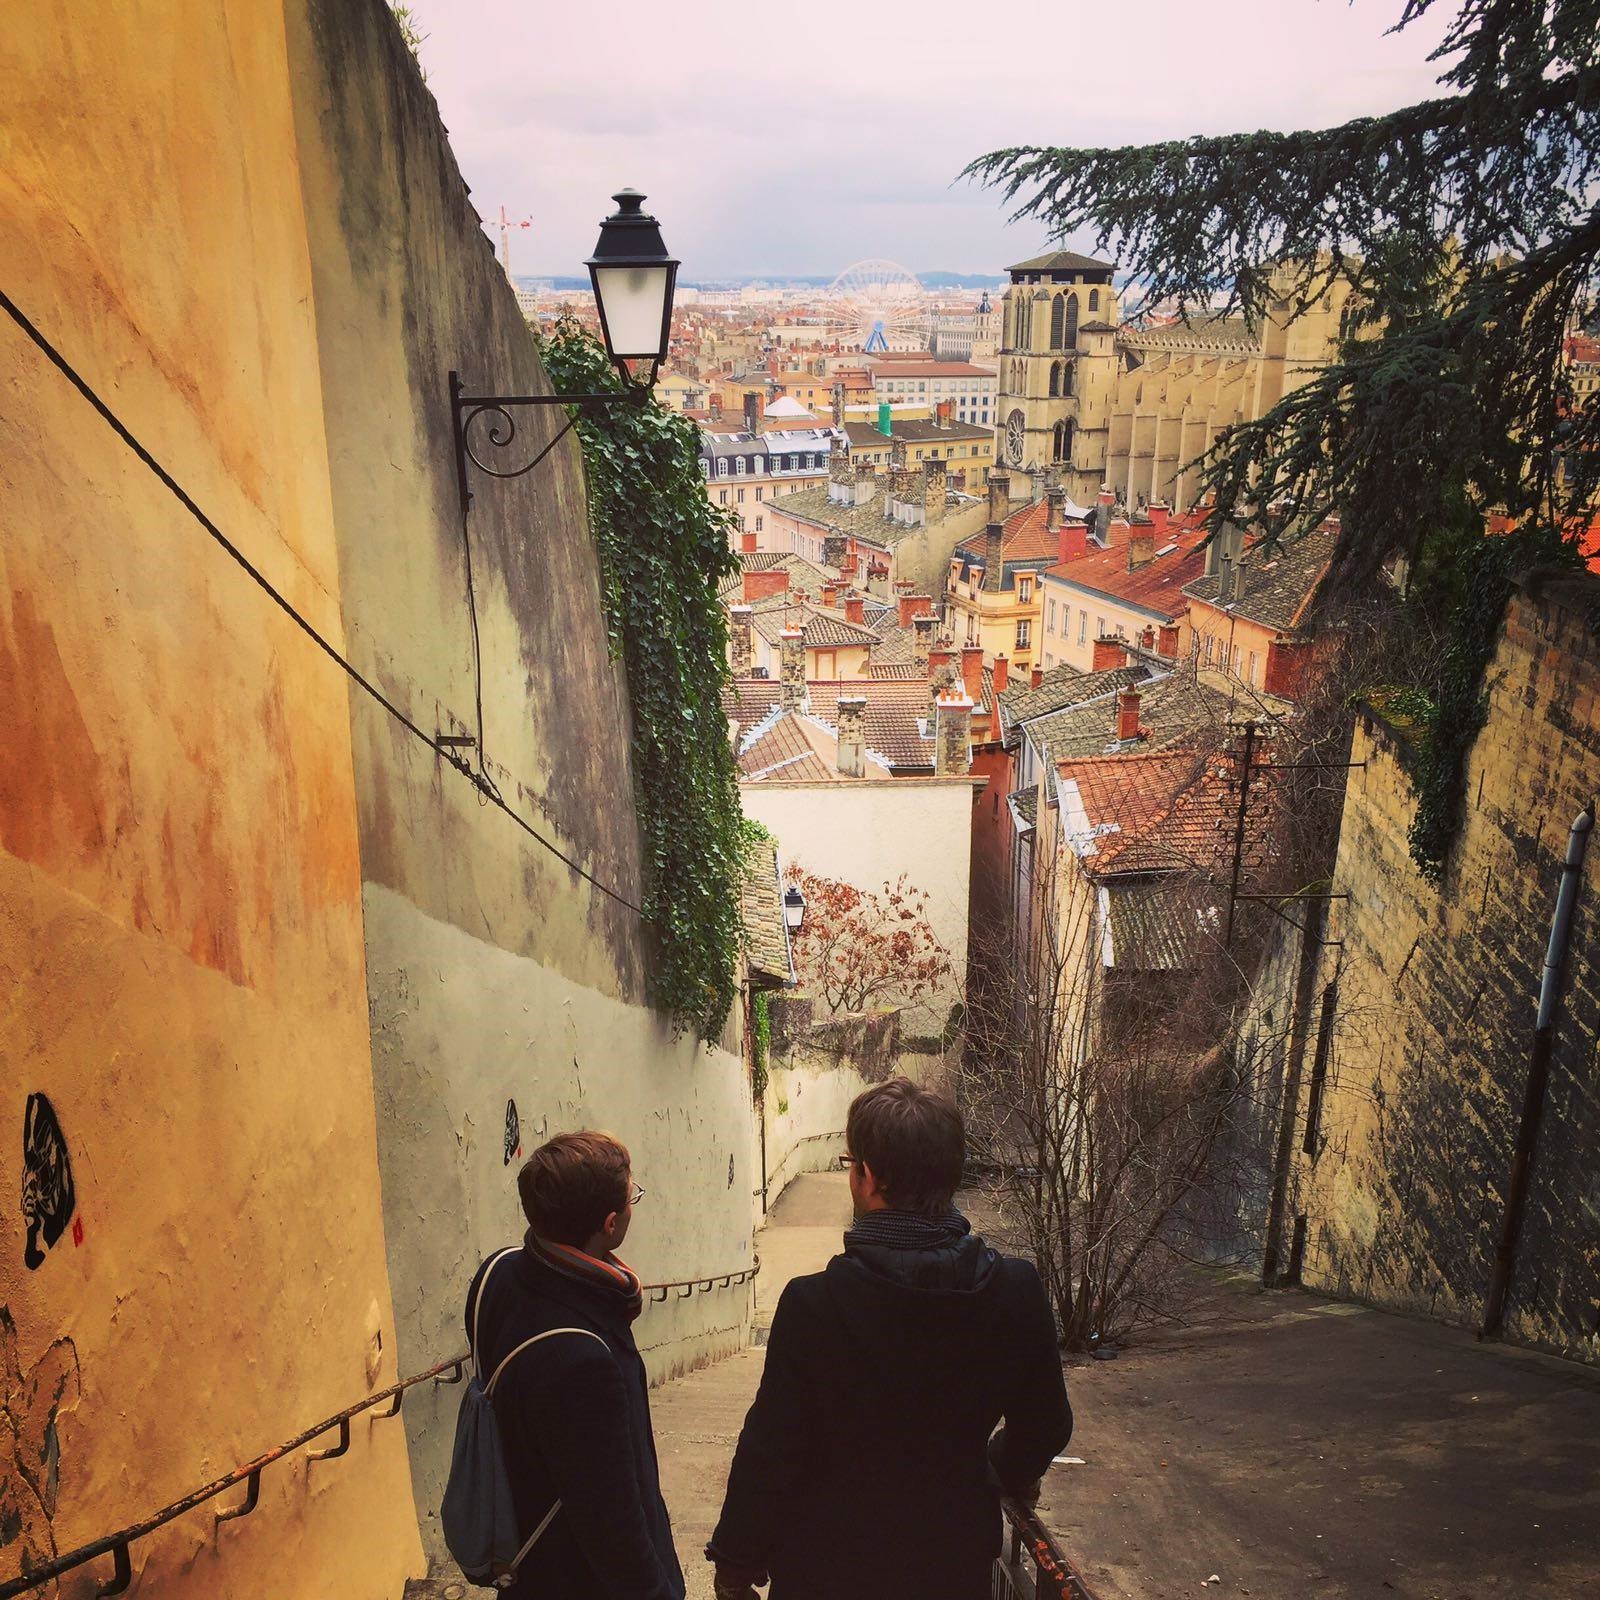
[449, 187, 679, 510]
[782, 886, 806, 932]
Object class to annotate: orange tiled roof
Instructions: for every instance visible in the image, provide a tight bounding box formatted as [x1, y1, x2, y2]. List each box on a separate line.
[1042, 519, 1210, 619]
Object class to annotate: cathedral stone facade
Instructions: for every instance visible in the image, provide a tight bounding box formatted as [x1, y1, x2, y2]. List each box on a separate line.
[996, 252, 1351, 510]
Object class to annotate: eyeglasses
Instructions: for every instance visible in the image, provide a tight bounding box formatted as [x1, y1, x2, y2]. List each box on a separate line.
[835, 1154, 860, 1171]
[628, 1182, 646, 1206]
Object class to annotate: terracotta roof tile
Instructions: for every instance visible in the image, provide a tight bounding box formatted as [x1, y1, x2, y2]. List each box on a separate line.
[1183, 525, 1336, 632]
[1042, 520, 1210, 619]
[740, 835, 795, 984]
[807, 680, 936, 770]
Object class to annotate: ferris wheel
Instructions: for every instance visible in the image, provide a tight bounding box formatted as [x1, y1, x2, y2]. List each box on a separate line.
[818, 259, 931, 351]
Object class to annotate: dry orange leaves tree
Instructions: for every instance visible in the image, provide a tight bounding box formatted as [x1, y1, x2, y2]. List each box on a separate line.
[785, 869, 952, 1016]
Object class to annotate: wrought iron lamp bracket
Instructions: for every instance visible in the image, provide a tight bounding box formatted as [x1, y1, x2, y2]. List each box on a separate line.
[449, 369, 650, 512]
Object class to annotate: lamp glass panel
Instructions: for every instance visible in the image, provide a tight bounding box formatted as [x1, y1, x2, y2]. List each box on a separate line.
[593, 265, 670, 359]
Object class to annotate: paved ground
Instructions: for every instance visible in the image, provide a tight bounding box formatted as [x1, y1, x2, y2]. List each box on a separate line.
[418, 1176, 1600, 1598]
[1047, 1269, 1600, 1600]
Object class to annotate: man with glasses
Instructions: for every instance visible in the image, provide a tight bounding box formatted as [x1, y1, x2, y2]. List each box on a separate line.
[464, 1130, 684, 1599]
[707, 1078, 1072, 1600]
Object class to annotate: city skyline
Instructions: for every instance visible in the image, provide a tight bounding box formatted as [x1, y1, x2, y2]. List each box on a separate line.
[405, 0, 1458, 279]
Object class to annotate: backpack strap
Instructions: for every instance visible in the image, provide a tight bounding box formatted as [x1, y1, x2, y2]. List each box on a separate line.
[469, 1247, 520, 1383]
[486, 1326, 608, 1395]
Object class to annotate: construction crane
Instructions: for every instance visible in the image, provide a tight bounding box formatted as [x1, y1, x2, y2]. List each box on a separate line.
[493, 205, 532, 280]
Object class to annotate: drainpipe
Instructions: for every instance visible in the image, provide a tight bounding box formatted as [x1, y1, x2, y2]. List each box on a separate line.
[1481, 802, 1594, 1337]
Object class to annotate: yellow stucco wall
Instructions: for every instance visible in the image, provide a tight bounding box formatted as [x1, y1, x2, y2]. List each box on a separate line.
[0, 3, 421, 1594]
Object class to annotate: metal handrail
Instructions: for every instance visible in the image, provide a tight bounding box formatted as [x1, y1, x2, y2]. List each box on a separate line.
[0, 1259, 760, 1599]
[994, 1493, 1103, 1600]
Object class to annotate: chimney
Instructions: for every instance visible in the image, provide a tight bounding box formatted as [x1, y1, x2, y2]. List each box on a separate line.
[740, 528, 758, 554]
[831, 382, 845, 428]
[961, 643, 985, 703]
[822, 532, 849, 568]
[1108, 516, 1131, 550]
[821, 582, 839, 609]
[836, 695, 867, 778]
[1128, 528, 1156, 568]
[1116, 688, 1142, 742]
[1097, 485, 1115, 509]
[936, 399, 952, 429]
[898, 593, 933, 628]
[1140, 625, 1156, 651]
[844, 595, 866, 625]
[828, 439, 853, 503]
[743, 567, 790, 605]
[890, 435, 908, 473]
[987, 470, 1011, 529]
[729, 605, 753, 675]
[780, 628, 806, 711]
[1059, 518, 1088, 565]
[1045, 486, 1067, 532]
[992, 654, 1009, 693]
[927, 645, 957, 684]
[1030, 665, 1044, 690]
[923, 458, 948, 524]
[934, 690, 974, 775]
[853, 462, 876, 506]
[1148, 500, 1170, 539]
[1158, 622, 1180, 657]
[913, 614, 937, 672]
[1092, 635, 1129, 671]
[743, 393, 761, 433]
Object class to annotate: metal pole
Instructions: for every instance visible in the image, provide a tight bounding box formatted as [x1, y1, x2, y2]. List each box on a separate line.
[1223, 721, 1258, 949]
[1482, 802, 1594, 1337]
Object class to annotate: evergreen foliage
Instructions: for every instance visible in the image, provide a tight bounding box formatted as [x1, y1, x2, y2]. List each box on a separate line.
[965, 0, 1598, 590]
[543, 322, 745, 1039]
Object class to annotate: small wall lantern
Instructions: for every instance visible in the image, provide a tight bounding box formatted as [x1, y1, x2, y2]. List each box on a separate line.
[450, 188, 679, 510]
[782, 886, 806, 931]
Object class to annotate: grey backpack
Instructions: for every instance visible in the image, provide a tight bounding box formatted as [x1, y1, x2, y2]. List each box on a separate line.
[441, 1248, 608, 1589]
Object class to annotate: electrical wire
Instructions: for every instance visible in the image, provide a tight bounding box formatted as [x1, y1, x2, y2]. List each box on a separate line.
[0, 285, 646, 918]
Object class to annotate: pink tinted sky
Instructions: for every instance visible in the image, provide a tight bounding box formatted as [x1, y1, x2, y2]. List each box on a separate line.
[403, 0, 1458, 281]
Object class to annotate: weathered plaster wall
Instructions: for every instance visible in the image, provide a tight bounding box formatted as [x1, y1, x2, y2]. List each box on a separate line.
[739, 778, 978, 1034]
[760, 1058, 867, 1211]
[1284, 580, 1600, 1361]
[282, 0, 758, 1554]
[0, 3, 420, 1593]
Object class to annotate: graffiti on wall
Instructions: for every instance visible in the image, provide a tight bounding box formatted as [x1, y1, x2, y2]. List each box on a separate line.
[503, 1099, 521, 1167]
[21, 1095, 75, 1272]
[0, 1305, 81, 1582]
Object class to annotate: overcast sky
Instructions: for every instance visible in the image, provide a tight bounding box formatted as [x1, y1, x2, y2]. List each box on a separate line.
[403, 0, 1458, 282]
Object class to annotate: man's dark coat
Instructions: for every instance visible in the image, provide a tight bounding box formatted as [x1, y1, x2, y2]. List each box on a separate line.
[466, 1246, 685, 1600]
[708, 1224, 1072, 1600]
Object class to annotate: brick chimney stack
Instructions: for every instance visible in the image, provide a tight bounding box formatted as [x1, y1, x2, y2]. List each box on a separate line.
[821, 582, 839, 609]
[729, 605, 753, 675]
[836, 696, 867, 778]
[1140, 625, 1157, 650]
[1059, 518, 1089, 566]
[780, 628, 806, 711]
[934, 689, 974, 775]
[1108, 516, 1131, 551]
[1148, 501, 1170, 539]
[927, 645, 957, 686]
[923, 458, 949, 524]
[743, 567, 790, 605]
[1158, 623, 1180, 657]
[1045, 485, 1067, 532]
[1092, 635, 1129, 671]
[961, 643, 984, 703]
[913, 614, 937, 672]
[992, 653, 1009, 694]
[844, 595, 866, 625]
[987, 470, 1011, 529]
[1116, 688, 1142, 742]
[1128, 526, 1157, 569]
[740, 528, 758, 554]
[898, 593, 933, 628]
[1097, 485, 1115, 509]
[1030, 665, 1044, 690]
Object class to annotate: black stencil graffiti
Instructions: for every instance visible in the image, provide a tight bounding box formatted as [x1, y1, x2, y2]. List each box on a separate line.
[22, 1094, 75, 1271]
[504, 1099, 521, 1166]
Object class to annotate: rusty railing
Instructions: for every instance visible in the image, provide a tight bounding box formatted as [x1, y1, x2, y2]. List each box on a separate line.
[0, 1259, 758, 1599]
[992, 1493, 1103, 1600]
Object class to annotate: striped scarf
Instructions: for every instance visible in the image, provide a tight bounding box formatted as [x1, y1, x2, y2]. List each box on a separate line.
[844, 1207, 971, 1253]
[528, 1232, 645, 1322]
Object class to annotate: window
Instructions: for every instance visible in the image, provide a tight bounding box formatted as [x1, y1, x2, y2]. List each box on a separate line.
[755, 486, 764, 501]
[735, 457, 746, 475]
[1016, 619, 1032, 650]
[1096, 616, 1106, 638]
[1049, 295, 1066, 350]
[717, 459, 729, 477]
[1064, 293, 1079, 346]
[804, 453, 814, 469]
[1018, 577, 1033, 603]
[718, 488, 729, 505]
[738, 488, 746, 503]
[755, 458, 766, 474]
[1047, 598, 1057, 632]
[1248, 650, 1259, 685]
[755, 515, 764, 532]
[700, 459, 710, 478]
[1088, 289, 1099, 313]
